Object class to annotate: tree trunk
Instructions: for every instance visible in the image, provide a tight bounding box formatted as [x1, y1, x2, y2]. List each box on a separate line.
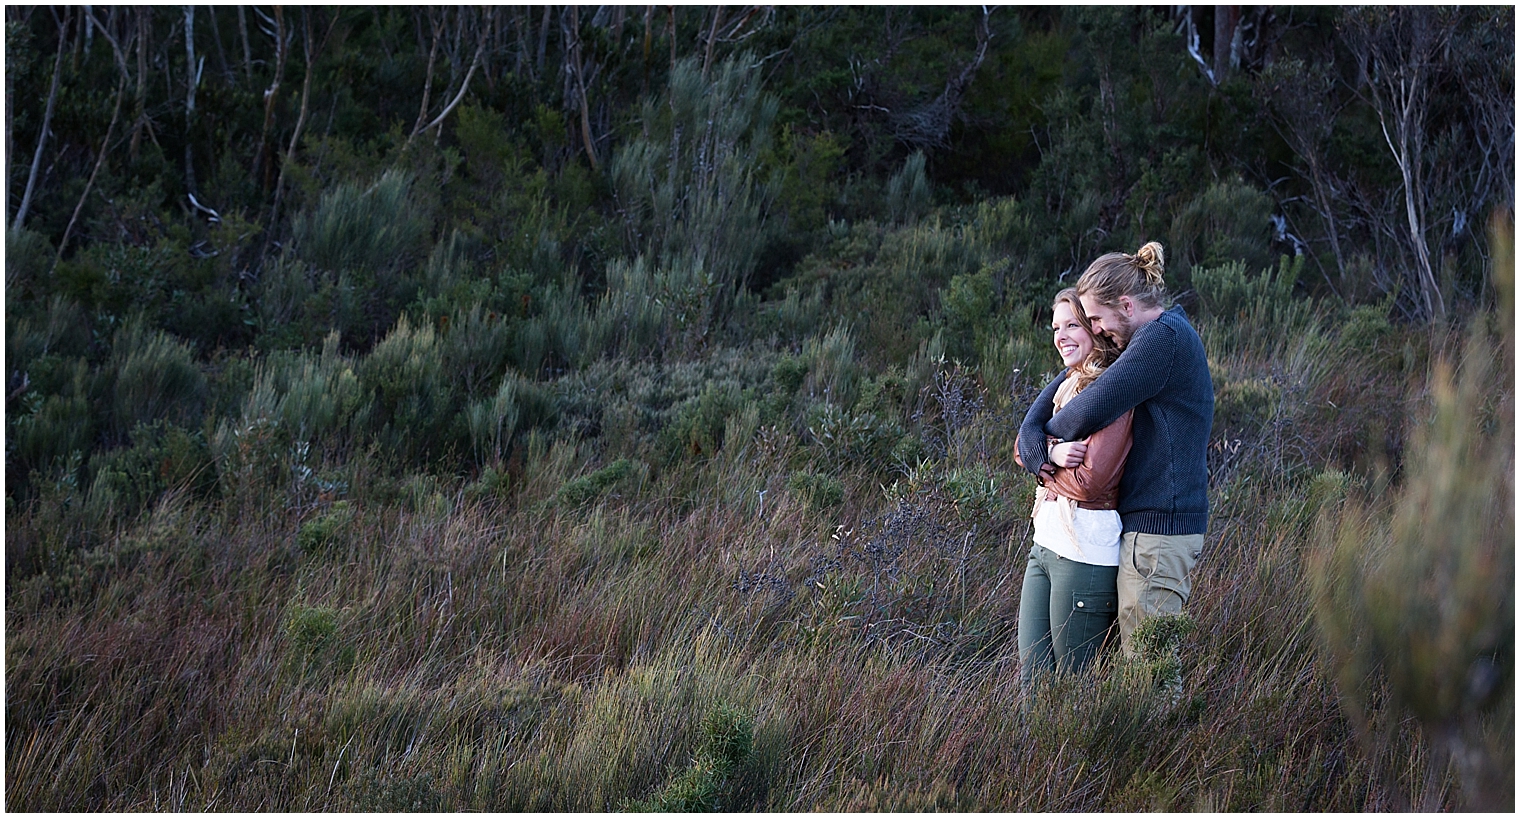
[411, 11, 442, 139]
[252, 6, 287, 192]
[1342, 7, 1456, 322]
[237, 5, 252, 82]
[1304, 153, 1346, 285]
[183, 5, 201, 199]
[1213, 6, 1240, 83]
[270, 9, 318, 228]
[208, 5, 231, 84]
[412, 29, 486, 142]
[536, 5, 552, 77]
[668, 6, 677, 74]
[568, 6, 599, 170]
[702, 6, 723, 79]
[130, 7, 149, 158]
[13, 10, 68, 232]
[513, 7, 530, 78]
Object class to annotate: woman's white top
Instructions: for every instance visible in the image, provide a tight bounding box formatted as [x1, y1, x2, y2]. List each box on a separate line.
[1029, 376, 1122, 567]
[1032, 499, 1121, 566]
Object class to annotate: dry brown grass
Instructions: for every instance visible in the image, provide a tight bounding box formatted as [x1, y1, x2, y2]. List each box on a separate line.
[8, 259, 1512, 809]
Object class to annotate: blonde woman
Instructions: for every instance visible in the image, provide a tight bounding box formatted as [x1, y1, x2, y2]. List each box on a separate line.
[1014, 288, 1132, 684]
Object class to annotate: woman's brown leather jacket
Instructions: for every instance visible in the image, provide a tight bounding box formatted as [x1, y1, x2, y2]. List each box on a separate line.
[1015, 404, 1133, 511]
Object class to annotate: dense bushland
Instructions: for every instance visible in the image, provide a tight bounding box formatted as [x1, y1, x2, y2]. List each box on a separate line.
[6, 6, 1512, 811]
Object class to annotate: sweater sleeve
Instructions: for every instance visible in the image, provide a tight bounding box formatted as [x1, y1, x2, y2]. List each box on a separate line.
[1046, 320, 1177, 442]
[1041, 408, 1132, 502]
[1017, 372, 1065, 475]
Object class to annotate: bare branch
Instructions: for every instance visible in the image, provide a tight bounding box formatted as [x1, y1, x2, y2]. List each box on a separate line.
[55, 72, 129, 265]
[417, 35, 486, 138]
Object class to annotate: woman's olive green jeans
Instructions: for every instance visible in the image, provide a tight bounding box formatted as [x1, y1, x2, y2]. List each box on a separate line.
[1017, 544, 1119, 686]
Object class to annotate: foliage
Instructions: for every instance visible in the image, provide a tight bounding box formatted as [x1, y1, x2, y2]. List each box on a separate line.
[556, 458, 636, 509]
[1309, 226, 1514, 811]
[627, 703, 756, 812]
[610, 53, 779, 338]
[3, 5, 1512, 813]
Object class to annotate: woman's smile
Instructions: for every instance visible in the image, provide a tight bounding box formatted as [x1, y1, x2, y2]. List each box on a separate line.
[1051, 301, 1094, 367]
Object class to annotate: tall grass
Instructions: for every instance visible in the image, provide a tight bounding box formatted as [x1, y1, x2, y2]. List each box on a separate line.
[9, 186, 1512, 813]
[1308, 216, 1514, 811]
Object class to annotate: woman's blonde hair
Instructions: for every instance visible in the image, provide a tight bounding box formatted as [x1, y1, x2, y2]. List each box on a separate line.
[1075, 240, 1168, 311]
[1053, 287, 1119, 392]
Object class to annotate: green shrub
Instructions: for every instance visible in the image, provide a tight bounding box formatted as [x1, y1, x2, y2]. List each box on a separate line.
[293, 169, 428, 278]
[1193, 257, 1316, 358]
[1167, 177, 1276, 281]
[357, 315, 463, 464]
[109, 320, 207, 437]
[754, 282, 826, 344]
[211, 371, 289, 509]
[277, 332, 367, 447]
[399, 473, 451, 516]
[887, 151, 931, 225]
[440, 302, 514, 399]
[282, 604, 352, 676]
[664, 381, 745, 461]
[249, 256, 320, 345]
[627, 703, 756, 812]
[7, 358, 93, 487]
[557, 459, 635, 508]
[939, 263, 1000, 362]
[588, 256, 671, 360]
[802, 324, 860, 409]
[466, 375, 523, 465]
[942, 463, 1005, 520]
[6, 226, 53, 289]
[1310, 297, 1513, 810]
[1212, 376, 1280, 434]
[805, 402, 895, 470]
[462, 465, 513, 505]
[516, 279, 596, 374]
[771, 355, 808, 398]
[787, 470, 844, 509]
[5, 295, 89, 370]
[296, 501, 354, 554]
[783, 217, 982, 364]
[610, 54, 779, 336]
[89, 421, 216, 517]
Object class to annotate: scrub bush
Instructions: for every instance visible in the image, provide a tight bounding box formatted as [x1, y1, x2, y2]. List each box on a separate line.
[556, 458, 637, 508]
[108, 320, 207, 438]
[357, 315, 464, 465]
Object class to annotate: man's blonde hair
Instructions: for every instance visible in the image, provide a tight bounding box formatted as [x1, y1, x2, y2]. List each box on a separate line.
[1076, 241, 1168, 310]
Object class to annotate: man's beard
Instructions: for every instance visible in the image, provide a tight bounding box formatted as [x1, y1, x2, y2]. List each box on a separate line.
[1106, 312, 1135, 347]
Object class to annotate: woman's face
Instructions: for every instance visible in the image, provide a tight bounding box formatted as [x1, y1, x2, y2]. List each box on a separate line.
[1051, 300, 1094, 368]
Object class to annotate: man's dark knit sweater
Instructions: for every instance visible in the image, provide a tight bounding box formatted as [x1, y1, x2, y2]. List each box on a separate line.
[1017, 305, 1214, 535]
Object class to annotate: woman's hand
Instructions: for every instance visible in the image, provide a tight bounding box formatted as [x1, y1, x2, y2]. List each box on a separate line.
[1049, 439, 1088, 468]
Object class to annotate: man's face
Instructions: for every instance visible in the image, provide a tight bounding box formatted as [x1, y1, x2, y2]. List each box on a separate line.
[1079, 294, 1134, 347]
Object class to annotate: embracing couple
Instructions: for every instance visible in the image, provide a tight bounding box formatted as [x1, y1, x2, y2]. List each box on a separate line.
[1013, 241, 1214, 685]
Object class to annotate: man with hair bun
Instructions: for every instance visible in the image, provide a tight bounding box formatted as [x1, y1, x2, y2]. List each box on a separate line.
[1016, 241, 1214, 660]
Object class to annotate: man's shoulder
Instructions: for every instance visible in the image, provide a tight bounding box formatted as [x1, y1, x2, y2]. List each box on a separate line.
[1157, 305, 1198, 333]
[1125, 308, 1183, 351]
[1139, 306, 1204, 351]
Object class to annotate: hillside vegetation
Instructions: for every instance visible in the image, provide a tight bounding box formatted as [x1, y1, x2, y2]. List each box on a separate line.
[5, 6, 1513, 810]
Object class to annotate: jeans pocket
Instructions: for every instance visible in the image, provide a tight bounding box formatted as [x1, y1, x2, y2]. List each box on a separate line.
[1066, 589, 1118, 654]
[1071, 590, 1118, 616]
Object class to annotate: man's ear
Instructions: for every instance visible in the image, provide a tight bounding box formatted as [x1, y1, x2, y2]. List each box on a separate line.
[1118, 295, 1135, 318]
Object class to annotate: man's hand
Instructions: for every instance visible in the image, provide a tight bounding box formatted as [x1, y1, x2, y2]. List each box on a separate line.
[1049, 440, 1088, 469]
